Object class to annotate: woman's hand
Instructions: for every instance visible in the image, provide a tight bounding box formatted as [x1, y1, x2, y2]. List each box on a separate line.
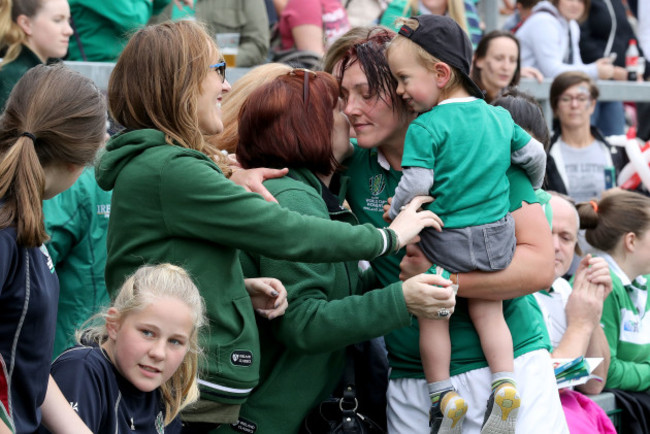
[565, 255, 606, 331]
[388, 196, 443, 249]
[612, 65, 629, 81]
[399, 239, 433, 281]
[596, 57, 616, 80]
[584, 255, 613, 300]
[229, 167, 289, 203]
[402, 273, 456, 319]
[520, 66, 544, 83]
[244, 278, 288, 320]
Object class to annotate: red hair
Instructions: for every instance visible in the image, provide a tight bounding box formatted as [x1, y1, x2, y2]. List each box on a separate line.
[236, 70, 340, 176]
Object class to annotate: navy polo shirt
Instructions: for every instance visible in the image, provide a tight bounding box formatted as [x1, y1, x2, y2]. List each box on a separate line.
[49, 345, 182, 433]
[0, 226, 58, 433]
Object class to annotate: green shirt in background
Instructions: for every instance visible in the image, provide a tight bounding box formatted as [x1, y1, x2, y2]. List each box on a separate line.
[68, 0, 171, 61]
[600, 256, 650, 392]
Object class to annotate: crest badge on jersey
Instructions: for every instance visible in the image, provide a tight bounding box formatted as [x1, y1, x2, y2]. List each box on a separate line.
[369, 174, 386, 196]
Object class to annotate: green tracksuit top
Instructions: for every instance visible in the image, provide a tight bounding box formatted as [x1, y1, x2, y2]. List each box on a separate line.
[68, 0, 171, 61]
[43, 167, 112, 358]
[600, 255, 650, 391]
[217, 168, 410, 433]
[95, 129, 396, 404]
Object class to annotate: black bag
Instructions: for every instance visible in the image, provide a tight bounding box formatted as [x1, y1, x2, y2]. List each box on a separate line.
[268, 22, 323, 70]
[272, 49, 323, 70]
[301, 345, 387, 434]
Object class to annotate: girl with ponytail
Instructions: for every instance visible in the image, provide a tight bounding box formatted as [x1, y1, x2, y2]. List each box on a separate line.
[0, 63, 106, 433]
[577, 191, 650, 390]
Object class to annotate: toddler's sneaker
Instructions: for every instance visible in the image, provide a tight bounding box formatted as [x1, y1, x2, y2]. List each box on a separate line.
[480, 382, 520, 434]
[430, 390, 468, 434]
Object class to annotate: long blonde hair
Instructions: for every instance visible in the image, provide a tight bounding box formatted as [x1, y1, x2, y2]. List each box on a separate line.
[0, 64, 106, 247]
[108, 20, 231, 175]
[0, 0, 41, 69]
[79, 264, 206, 425]
[408, 0, 468, 35]
[206, 63, 292, 155]
[446, 0, 468, 34]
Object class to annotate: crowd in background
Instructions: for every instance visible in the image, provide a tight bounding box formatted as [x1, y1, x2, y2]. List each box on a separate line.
[0, 0, 650, 433]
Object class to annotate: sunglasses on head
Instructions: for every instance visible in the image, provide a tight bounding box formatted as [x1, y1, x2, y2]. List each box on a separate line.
[288, 68, 318, 106]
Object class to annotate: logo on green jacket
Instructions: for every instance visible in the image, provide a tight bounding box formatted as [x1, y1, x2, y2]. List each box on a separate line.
[369, 174, 386, 196]
[231, 417, 258, 433]
[231, 350, 253, 366]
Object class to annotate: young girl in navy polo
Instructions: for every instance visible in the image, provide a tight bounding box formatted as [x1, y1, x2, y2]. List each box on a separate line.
[0, 64, 107, 434]
[48, 264, 206, 434]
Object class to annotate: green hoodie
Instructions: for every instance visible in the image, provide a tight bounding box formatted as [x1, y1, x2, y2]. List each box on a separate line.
[0, 45, 41, 110]
[218, 168, 410, 433]
[95, 129, 396, 405]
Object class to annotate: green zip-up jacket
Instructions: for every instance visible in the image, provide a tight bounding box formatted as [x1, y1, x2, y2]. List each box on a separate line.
[217, 168, 410, 433]
[68, 0, 171, 61]
[95, 129, 396, 404]
[0, 45, 41, 110]
[43, 167, 112, 359]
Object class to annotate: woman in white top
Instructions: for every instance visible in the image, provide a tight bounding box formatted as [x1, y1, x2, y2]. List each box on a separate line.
[515, 0, 625, 80]
[544, 71, 627, 203]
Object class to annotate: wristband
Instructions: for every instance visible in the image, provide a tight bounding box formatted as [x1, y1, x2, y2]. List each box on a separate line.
[381, 228, 399, 255]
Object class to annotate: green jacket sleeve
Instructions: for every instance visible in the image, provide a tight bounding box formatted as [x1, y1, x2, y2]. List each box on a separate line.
[358, 266, 379, 294]
[242, 186, 410, 354]
[159, 154, 390, 263]
[601, 288, 650, 391]
[274, 280, 409, 354]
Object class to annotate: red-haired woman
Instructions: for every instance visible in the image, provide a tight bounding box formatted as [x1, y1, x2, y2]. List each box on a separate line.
[217, 69, 456, 434]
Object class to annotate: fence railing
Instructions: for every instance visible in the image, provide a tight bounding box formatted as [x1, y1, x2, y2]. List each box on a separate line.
[66, 61, 650, 131]
[518, 77, 650, 129]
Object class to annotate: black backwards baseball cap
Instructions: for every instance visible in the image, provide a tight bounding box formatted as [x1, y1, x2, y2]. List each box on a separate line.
[397, 14, 485, 99]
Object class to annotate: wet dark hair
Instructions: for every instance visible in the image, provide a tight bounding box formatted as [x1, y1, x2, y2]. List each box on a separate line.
[323, 26, 409, 116]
